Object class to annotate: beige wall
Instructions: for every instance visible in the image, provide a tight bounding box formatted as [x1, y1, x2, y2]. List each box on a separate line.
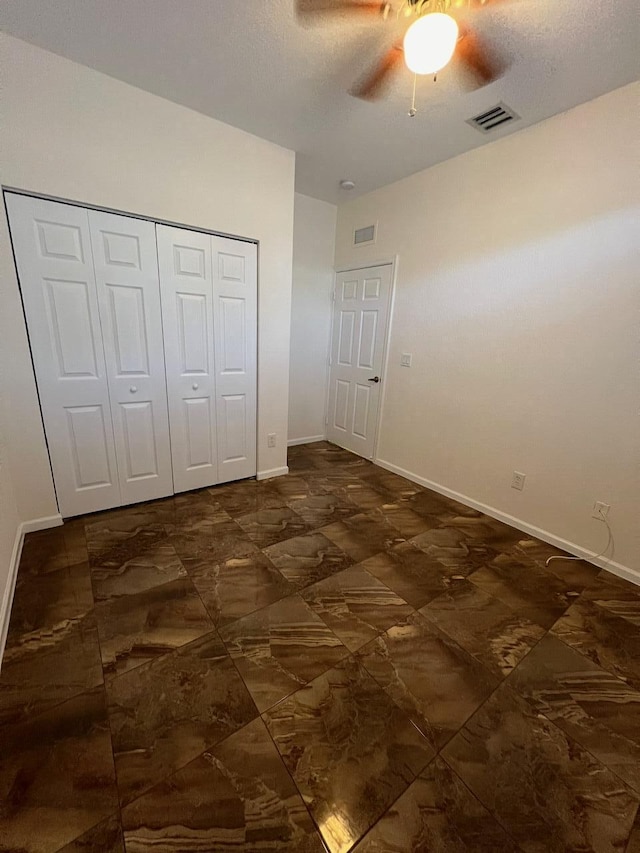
[335, 82, 640, 578]
[0, 32, 295, 546]
[288, 193, 337, 444]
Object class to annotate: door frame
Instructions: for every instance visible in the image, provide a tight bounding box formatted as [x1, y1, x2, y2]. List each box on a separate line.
[325, 255, 399, 464]
[3, 186, 261, 517]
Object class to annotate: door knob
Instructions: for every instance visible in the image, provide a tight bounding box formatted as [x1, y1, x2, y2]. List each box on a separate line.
[368, 376, 380, 383]
[192, 383, 199, 390]
[129, 386, 138, 393]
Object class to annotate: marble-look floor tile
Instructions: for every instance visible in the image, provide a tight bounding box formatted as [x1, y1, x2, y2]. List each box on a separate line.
[208, 478, 285, 517]
[410, 525, 497, 573]
[0, 612, 103, 726]
[106, 632, 257, 805]
[267, 473, 329, 502]
[443, 682, 639, 853]
[335, 481, 391, 510]
[287, 449, 331, 473]
[514, 535, 594, 574]
[121, 717, 324, 853]
[90, 542, 187, 602]
[287, 492, 360, 528]
[0, 687, 118, 853]
[264, 656, 434, 853]
[352, 756, 519, 853]
[320, 513, 406, 563]
[220, 594, 348, 712]
[159, 493, 232, 533]
[168, 518, 256, 567]
[304, 469, 369, 492]
[6, 557, 94, 646]
[371, 502, 435, 538]
[235, 506, 311, 548]
[398, 490, 480, 522]
[19, 520, 88, 575]
[509, 633, 640, 793]
[443, 514, 525, 552]
[57, 814, 124, 853]
[550, 572, 640, 691]
[357, 612, 498, 751]
[534, 557, 601, 593]
[627, 808, 640, 853]
[85, 510, 165, 563]
[94, 577, 214, 679]
[306, 443, 370, 470]
[188, 549, 295, 627]
[469, 553, 580, 629]
[301, 565, 414, 652]
[361, 541, 468, 608]
[264, 531, 354, 590]
[355, 468, 422, 500]
[421, 578, 545, 677]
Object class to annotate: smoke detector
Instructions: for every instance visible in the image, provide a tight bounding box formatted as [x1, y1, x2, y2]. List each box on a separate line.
[340, 179, 356, 190]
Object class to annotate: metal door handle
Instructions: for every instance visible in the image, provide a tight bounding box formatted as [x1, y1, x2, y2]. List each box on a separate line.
[368, 376, 380, 383]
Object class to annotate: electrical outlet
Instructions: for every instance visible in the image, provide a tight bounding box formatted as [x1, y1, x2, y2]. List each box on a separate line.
[592, 501, 610, 521]
[267, 433, 276, 448]
[400, 353, 412, 368]
[511, 471, 526, 491]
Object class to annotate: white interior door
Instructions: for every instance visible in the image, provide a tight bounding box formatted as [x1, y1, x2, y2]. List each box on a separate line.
[156, 225, 218, 492]
[326, 264, 392, 459]
[6, 193, 120, 517]
[89, 210, 173, 505]
[212, 236, 257, 483]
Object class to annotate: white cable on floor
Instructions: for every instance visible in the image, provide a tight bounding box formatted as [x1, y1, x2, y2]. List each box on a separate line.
[545, 507, 613, 568]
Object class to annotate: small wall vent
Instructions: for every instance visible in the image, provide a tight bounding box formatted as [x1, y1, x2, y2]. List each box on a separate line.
[467, 102, 520, 134]
[354, 224, 376, 246]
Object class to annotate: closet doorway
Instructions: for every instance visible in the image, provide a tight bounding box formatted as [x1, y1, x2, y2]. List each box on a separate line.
[6, 192, 257, 518]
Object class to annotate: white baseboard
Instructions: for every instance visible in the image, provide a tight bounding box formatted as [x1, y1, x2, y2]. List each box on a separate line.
[375, 458, 639, 587]
[287, 435, 325, 447]
[21, 514, 63, 534]
[256, 466, 289, 481]
[0, 513, 64, 668]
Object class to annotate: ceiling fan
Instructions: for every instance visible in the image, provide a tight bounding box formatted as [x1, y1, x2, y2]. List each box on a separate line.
[297, 0, 508, 106]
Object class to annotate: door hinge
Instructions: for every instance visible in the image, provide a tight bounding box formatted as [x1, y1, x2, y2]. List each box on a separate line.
[331, 289, 336, 302]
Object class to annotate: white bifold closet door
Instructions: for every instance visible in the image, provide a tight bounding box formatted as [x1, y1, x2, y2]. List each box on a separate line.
[88, 209, 173, 505]
[156, 225, 257, 490]
[6, 194, 173, 516]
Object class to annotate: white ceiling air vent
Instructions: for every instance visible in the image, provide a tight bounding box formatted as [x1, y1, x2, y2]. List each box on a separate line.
[466, 102, 520, 134]
[354, 224, 376, 246]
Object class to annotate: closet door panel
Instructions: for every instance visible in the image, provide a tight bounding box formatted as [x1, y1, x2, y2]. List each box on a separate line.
[5, 194, 120, 517]
[157, 225, 218, 492]
[89, 210, 173, 504]
[212, 237, 257, 482]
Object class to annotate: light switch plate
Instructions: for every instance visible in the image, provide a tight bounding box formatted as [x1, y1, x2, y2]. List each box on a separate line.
[400, 353, 412, 367]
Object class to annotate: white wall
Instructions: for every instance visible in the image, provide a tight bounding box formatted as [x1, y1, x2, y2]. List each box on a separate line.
[288, 193, 337, 444]
[0, 360, 22, 647]
[335, 82, 640, 577]
[0, 33, 295, 541]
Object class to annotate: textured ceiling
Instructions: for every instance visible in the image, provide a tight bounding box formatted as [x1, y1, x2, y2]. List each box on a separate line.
[1, 0, 638, 202]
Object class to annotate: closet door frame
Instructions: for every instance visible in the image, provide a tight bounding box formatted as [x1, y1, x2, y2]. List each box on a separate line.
[4, 188, 260, 517]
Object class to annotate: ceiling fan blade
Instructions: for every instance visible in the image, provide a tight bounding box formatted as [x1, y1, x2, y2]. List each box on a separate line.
[297, 0, 388, 19]
[456, 27, 506, 87]
[351, 44, 404, 100]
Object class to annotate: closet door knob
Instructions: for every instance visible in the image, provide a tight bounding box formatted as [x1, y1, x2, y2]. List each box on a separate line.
[129, 386, 137, 394]
[192, 383, 199, 390]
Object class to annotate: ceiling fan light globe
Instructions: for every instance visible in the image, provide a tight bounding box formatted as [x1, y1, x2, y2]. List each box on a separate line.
[403, 13, 459, 75]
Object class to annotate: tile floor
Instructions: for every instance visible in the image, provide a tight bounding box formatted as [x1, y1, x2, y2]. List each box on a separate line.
[0, 441, 638, 853]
